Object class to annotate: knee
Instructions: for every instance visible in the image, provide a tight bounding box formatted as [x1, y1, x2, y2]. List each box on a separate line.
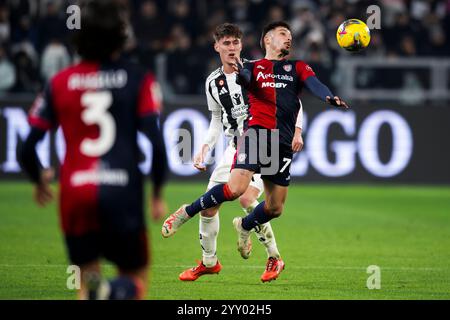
[227, 184, 245, 200]
[239, 194, 255, 209]
[201, 207, 218, 218]
[265, 204, 283, 218]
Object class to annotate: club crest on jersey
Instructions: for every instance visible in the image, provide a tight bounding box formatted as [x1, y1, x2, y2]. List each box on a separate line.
[232, 93, 242, 105]
[283, 64, 292, 72]
[238, 153, 247, 162]
[218, 79, 225, 86]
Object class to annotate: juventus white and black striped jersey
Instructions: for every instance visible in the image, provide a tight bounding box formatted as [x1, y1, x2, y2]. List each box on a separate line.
[205, 66, 249, 138]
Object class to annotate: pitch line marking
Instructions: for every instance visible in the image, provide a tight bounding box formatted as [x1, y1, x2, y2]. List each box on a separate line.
[154, 265, 447, 271]
[0, 264, 446, 272]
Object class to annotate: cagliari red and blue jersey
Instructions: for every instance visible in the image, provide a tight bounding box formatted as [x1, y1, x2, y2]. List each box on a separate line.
[28, 59, 162, 236]
[241, 58, 315, 146]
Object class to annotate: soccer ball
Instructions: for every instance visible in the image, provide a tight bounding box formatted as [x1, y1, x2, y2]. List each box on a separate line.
[336, 19, 371, 52]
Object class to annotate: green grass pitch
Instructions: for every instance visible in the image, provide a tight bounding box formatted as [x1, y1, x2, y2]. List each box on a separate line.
[0, 182, 449, 300]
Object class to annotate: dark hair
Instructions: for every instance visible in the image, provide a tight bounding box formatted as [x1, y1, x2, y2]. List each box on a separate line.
[260, 21, 291, 51]
[213, 23, 243, 42]
[73, 0, 127, 61]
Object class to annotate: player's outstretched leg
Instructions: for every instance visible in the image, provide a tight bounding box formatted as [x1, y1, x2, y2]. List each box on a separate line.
[242, 200, 281, 259]
[241, 199, 284, 282]
[234, 198, 274, 260]
[255, 222, 285, 282]
[179, 206, 222, 281]
[163, 169, 253, 238]
[234, 199, 285, 281]
[161, 204, 191, 238]
[162, 184, 233, 238]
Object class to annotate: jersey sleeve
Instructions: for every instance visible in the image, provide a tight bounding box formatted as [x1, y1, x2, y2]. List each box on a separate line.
[205, 78, 221, 112]
[28, 84, 57, 131]
[295, 61, 316, 82]
[138, 72, 162, 117]
[203, 110, 222, 150]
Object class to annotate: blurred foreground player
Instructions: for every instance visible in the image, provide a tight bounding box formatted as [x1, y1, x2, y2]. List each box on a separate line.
[19, 0, 168, 300]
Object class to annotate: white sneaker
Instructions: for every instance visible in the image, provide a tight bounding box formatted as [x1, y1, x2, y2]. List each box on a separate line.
[232, 217, 252, 259]
[161, 205, 190, 238]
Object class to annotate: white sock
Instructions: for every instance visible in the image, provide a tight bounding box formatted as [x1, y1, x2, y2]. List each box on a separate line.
[199, 214, 219, 267]
[243, 200, 280, 259]
[243, 200, 259, 215]
[257, 222, 280, 259]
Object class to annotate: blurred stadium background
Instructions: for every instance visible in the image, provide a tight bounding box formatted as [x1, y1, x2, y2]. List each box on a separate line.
[0, 0, 449, 299]
[1, 0, 450, 182]
[0, 0, 449, 96]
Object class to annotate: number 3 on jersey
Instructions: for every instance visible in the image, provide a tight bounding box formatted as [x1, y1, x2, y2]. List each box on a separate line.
[80, 91, 116, 157]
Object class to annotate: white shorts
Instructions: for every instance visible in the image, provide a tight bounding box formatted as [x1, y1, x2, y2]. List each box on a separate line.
[207, 144, 264, 198]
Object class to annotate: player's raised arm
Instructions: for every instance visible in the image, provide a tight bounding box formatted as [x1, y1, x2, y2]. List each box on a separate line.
[296, 61, 349, 109]
[305, 76, 349, 109]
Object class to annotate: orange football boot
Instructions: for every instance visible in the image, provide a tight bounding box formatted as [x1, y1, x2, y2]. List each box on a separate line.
[261, 257, 285, 282]
[179, 260, 222, 281]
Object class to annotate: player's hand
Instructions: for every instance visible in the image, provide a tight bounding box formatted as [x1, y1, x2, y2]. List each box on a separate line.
[193, 144, 209, 171]
[292, 127, 303, 153]
[326, 96, 349, 109]
[34, 168, 54, 207]
[150, 196, 167, 221]
[231, 56, 243, 74]
[291, 127, 304, 153]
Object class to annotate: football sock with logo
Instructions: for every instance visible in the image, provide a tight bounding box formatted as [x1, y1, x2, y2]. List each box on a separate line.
[185, 184, 234, 217]
[257, 222, 281, 259]
[241, 201, 272, 231]
[200, 214, 220, 267]
[242, 200, 280, 259]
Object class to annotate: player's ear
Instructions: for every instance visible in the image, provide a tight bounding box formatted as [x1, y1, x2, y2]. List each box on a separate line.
[237, 39, 243, 51]
[214, 41, 220, 53]
[264, 34, 270, 50]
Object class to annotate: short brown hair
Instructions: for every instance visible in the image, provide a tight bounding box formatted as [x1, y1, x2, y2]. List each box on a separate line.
[213, 23, 243, 42]
[260, 21, 291, 52]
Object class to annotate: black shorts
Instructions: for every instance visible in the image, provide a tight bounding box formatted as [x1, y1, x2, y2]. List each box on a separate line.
[65, 229, 149, 272]
[233, 126, 293, 187]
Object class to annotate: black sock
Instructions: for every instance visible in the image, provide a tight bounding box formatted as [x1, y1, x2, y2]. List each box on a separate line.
[241, 201, 272, 230]
[108, 276, 141, 300]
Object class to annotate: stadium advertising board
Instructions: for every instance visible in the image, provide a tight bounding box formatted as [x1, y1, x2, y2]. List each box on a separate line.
[1, 98, 449, 183]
